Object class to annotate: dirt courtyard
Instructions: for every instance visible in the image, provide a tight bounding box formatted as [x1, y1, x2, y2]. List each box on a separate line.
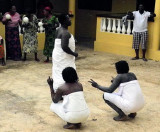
[0, 46, 160, 132]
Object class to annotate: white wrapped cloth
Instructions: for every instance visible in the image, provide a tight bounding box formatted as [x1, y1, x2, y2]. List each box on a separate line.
[50, 91, 90, 123]
[52, 34, 76, 91]
[104, 80, 145, 114]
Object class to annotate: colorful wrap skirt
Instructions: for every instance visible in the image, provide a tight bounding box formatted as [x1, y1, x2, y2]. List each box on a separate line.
[5, 26, 22, 60]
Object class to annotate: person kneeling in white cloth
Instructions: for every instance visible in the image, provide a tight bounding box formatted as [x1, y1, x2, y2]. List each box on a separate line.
[89, 60, 145, 121]
[47, 67, 90, 129]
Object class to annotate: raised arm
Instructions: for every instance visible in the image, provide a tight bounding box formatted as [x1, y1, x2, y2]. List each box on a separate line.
[47, 77, 63, 103]
[89, 75, 122, 93]
[150, 12, 156, 18]
[126, 11, 134, 19]
[2, 13, 11, 25]
[61, 31, 78, 57]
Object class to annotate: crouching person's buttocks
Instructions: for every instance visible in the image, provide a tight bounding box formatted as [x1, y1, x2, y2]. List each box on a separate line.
[47, 67, 89, 129]
[89, 60, 145, 121]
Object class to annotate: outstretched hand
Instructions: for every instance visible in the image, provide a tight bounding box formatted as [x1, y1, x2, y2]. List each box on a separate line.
[88, 79, 99, 88]
[47, 76, 53, 86]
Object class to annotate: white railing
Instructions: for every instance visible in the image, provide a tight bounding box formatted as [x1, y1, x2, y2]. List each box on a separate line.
[101, 17, 133, 35]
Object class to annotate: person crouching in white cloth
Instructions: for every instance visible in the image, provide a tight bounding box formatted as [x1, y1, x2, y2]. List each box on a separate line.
[47, 67, 90, 129]
[52, 14, 78, 92]
[89, 60, 145, 121]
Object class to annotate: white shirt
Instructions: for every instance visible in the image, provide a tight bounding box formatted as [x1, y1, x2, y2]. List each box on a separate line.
[132, 11, 151, 32]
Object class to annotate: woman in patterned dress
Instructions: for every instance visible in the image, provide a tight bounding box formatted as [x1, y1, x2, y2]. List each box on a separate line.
[43, 7, 59, 62]
[22, 10, 39, 61]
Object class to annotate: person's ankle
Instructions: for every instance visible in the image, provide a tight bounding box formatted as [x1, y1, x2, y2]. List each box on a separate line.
[35, 58, 40, 62]
[113, 114, 127, 121]
[22, 58, 26, 61]
[131, 56, 139, 60]
[2, 61, 6, 66]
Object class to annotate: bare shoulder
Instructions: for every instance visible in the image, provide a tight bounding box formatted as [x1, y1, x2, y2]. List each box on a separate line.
[61, 30, 71, 38]
[58, 84, 68, 91]
[57, 28, 71, 38]
[77, 82, 83, 87]
[77, 82, 83, 91]
[129, 72, 137, 79]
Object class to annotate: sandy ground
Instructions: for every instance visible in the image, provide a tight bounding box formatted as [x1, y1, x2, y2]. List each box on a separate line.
[0, 46, 160, 132]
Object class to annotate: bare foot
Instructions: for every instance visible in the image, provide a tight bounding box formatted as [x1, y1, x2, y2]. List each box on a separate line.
[131, 57, 139, 60]
[142, 58, 148, 61]
[63, 124, 77, 129]
[22, 58, 26, 61]
[75, 123, 81, 128]
[2, 62, 6, 66]
[35, 58, 40, 62]
[44, 59, 49, 63]
[128, 113, 137, 118]
[113, 115, 127, 121]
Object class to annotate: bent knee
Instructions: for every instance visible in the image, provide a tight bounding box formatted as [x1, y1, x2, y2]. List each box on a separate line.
[103, 94, 110, 103]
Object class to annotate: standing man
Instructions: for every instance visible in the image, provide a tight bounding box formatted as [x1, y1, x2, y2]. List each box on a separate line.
[128, 4, 156, 61]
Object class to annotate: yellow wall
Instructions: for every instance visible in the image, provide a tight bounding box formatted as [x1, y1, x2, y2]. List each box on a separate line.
[0, 22, 5, 38]
[68, 0, 75, 36]
[94, 0, 160, 61]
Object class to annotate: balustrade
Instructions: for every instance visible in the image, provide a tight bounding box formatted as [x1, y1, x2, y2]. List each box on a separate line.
[101, 17, 133, 35]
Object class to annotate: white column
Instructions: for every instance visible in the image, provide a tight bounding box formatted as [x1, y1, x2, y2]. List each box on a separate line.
[112, 18, 116, 33]
[127, 20, 131, 35]
[107, 18, 111, 32]
[39, 27, 44, 33]
[117, 19, 121, 34]
[39, 19, 44, 33]
[101, 18, 106, 32]
[122, 23, 126, 34]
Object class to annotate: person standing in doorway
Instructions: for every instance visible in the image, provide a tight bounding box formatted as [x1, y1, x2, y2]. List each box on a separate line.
[127, 4, 156, 61]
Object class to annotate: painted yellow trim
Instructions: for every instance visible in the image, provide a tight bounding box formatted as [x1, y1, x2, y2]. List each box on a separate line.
[152, 0, 160, 50]
[68, 0, 76, 36]
[0, 22, 5, 38]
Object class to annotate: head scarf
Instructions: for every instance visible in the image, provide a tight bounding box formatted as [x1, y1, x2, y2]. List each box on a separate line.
[44, 6, 51, 12]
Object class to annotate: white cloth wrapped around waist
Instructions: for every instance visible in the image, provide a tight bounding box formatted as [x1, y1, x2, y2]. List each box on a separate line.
[104, 80, 145, 114]
[63, 91, 89, 112]
[52, 34, 76, 91]
[50, 91, 90, 123]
